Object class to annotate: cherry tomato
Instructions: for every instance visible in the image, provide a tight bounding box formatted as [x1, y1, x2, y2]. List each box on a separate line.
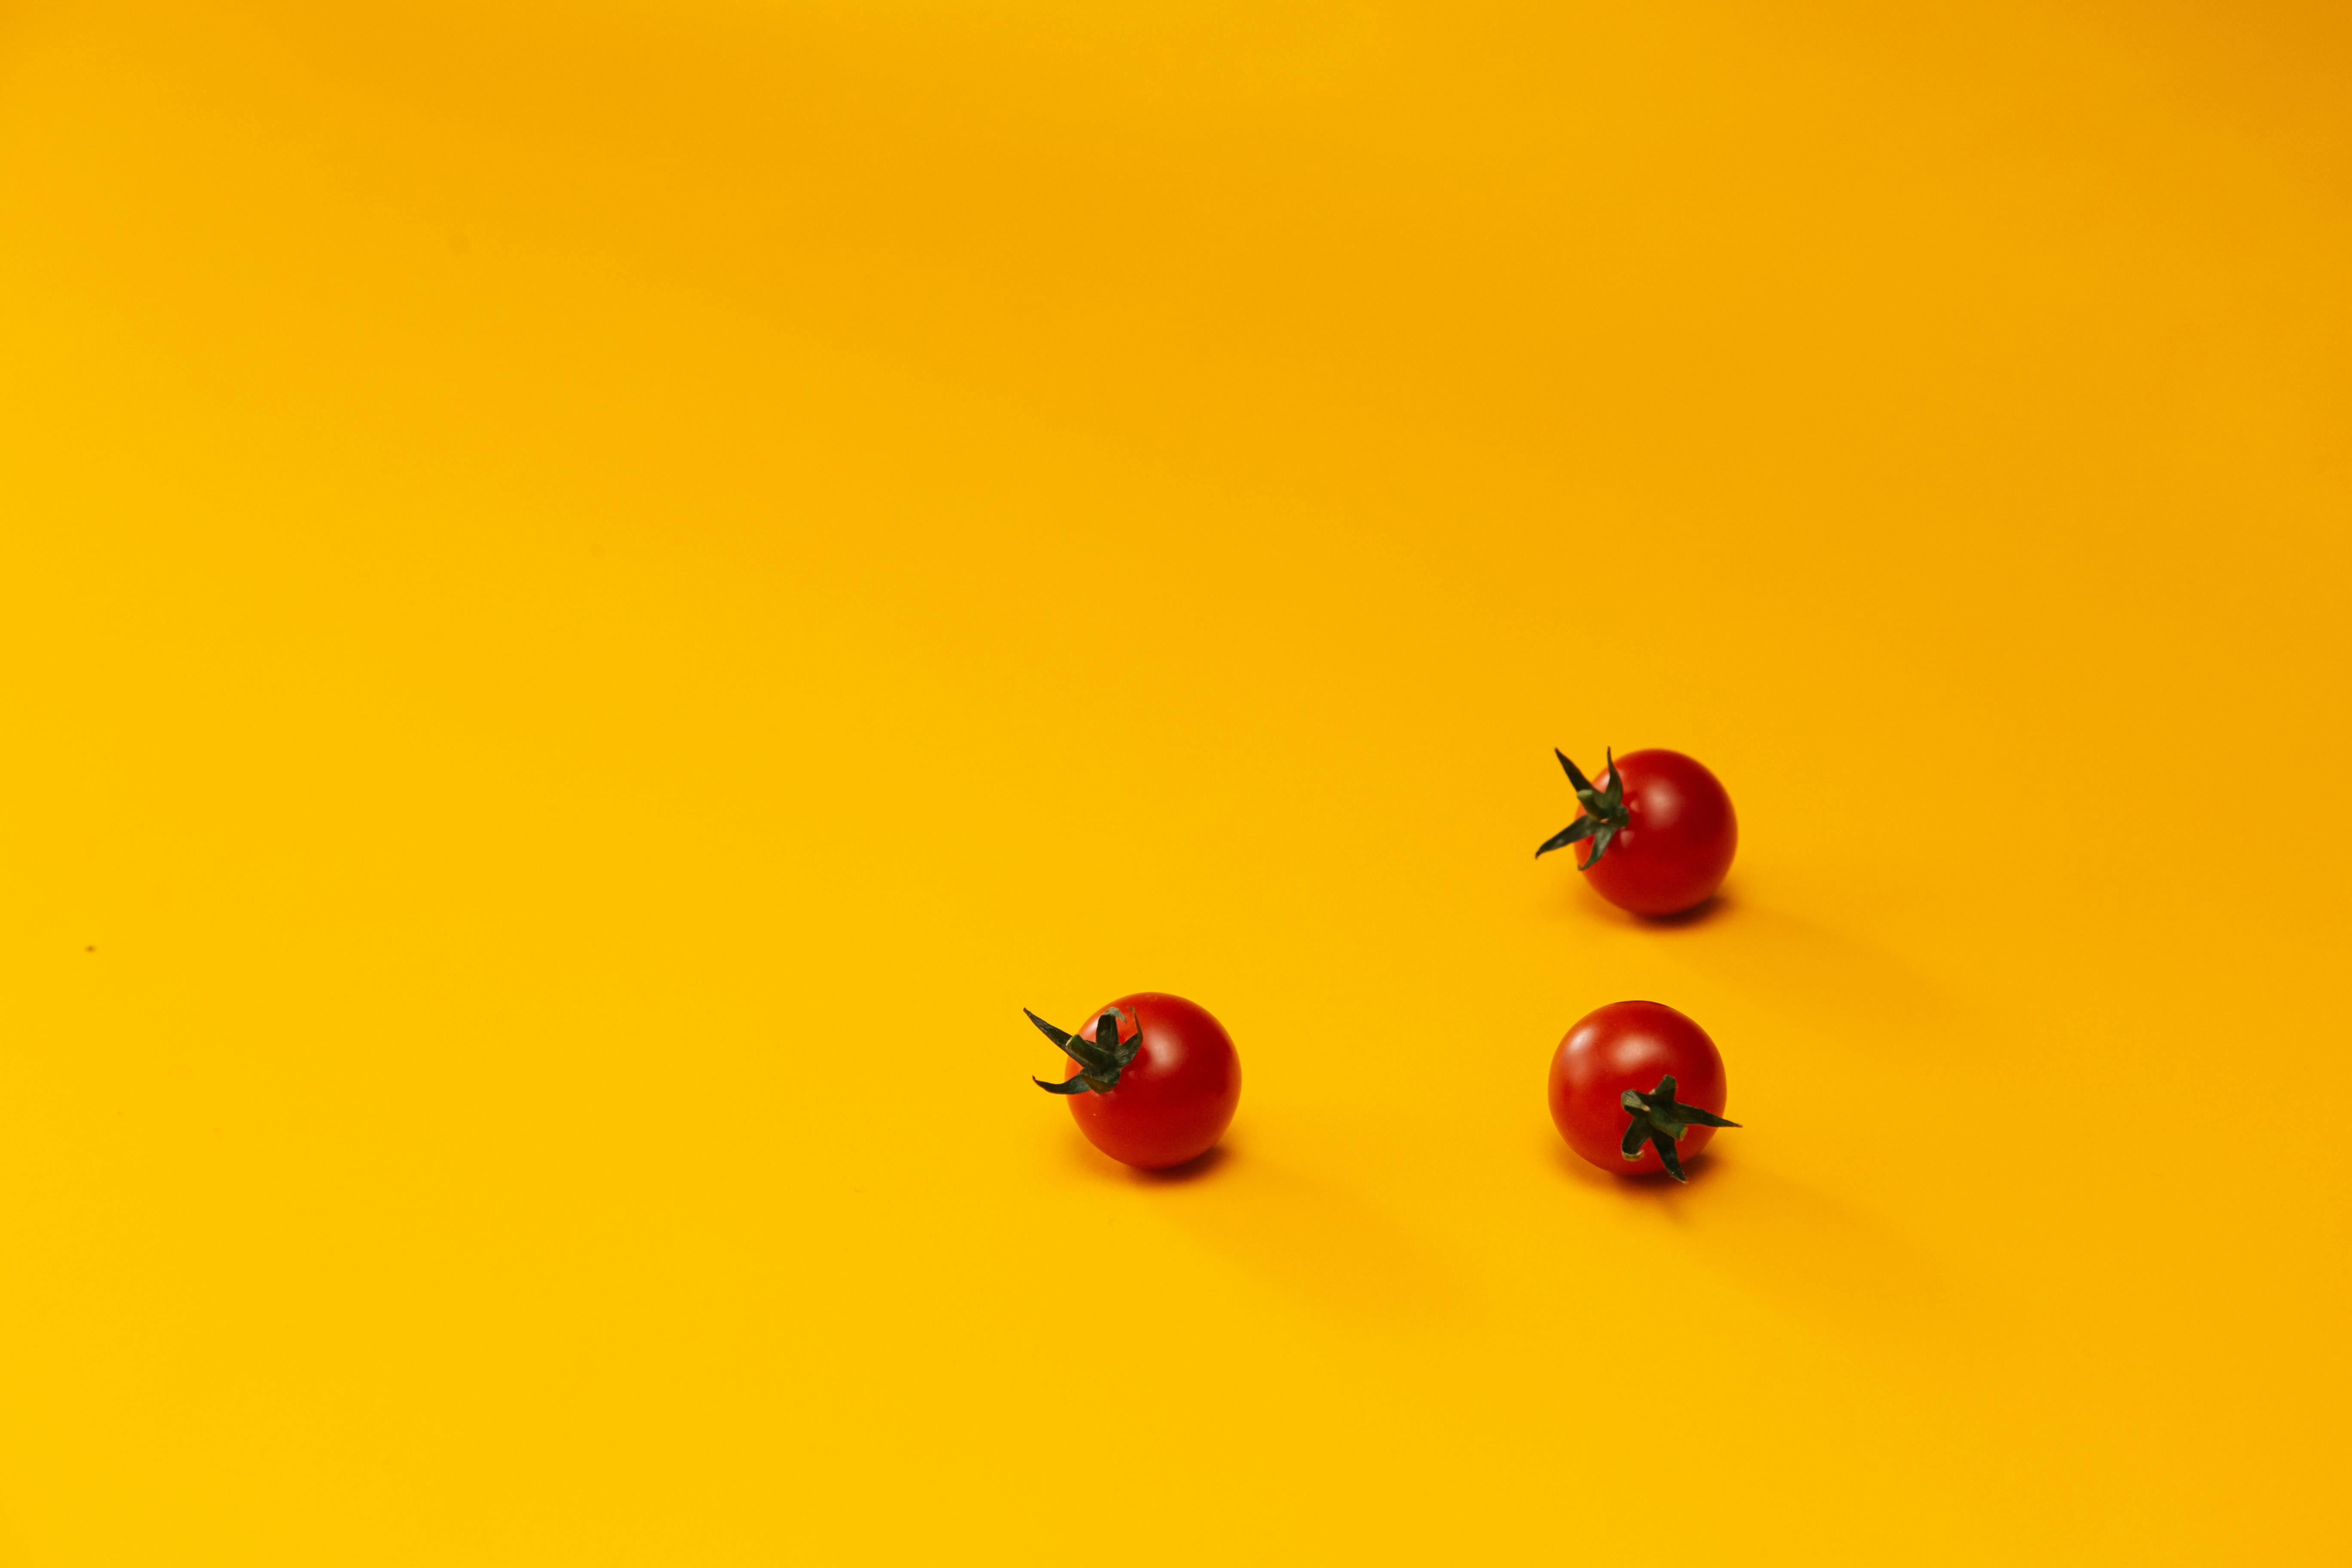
[1536, 747, 1736, 916]
[1548, 999, 1738, 1181]
[1024, 992, 1240, 1170]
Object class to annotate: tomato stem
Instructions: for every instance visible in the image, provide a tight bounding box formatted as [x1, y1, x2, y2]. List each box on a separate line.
[1536, 747, 1630, 869]
[1025, 1007, 1140, 1095]
[1618, 1073, 1740, 1181]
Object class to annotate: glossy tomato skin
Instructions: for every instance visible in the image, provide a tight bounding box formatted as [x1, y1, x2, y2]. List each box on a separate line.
[1549, 1000, 1729, 1177]
[1062, 992, 1240, 1170]
[1577, 750, 1736, 916]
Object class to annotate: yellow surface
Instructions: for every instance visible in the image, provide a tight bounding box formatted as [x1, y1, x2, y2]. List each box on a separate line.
[2, 2, 2347, 1561]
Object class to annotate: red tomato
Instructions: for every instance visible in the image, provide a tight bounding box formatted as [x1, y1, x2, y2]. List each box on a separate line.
[1548, 1000, 1738, 1181]
[1537, 747, 1736, 916]
[1025, 992, 1240, 1170]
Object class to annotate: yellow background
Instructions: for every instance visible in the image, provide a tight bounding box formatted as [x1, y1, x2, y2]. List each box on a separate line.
[3, 2, 2347, 1561]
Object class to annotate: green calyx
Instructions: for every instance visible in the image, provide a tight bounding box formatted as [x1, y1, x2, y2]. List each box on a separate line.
[1025, 1006, 1141, 1096]
[1536, 747, 1629, 869]
[1619, 1074, 1741, 1182]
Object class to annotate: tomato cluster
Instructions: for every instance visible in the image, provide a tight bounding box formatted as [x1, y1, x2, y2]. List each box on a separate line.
[1023, 744, 1746, 1183]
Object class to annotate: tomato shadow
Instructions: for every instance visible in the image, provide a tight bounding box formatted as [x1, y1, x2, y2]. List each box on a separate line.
[1548, 1136, 1940, 1328]
[1634, 891, 1733, 930]
[1557, 876, 1969, 1060]
[1122, 1144, 1230, 1185]
[1547, 1138, 1726, 1198]
[1551, 879, 1734, 931]
[1097, 1129, 1459, 1324]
